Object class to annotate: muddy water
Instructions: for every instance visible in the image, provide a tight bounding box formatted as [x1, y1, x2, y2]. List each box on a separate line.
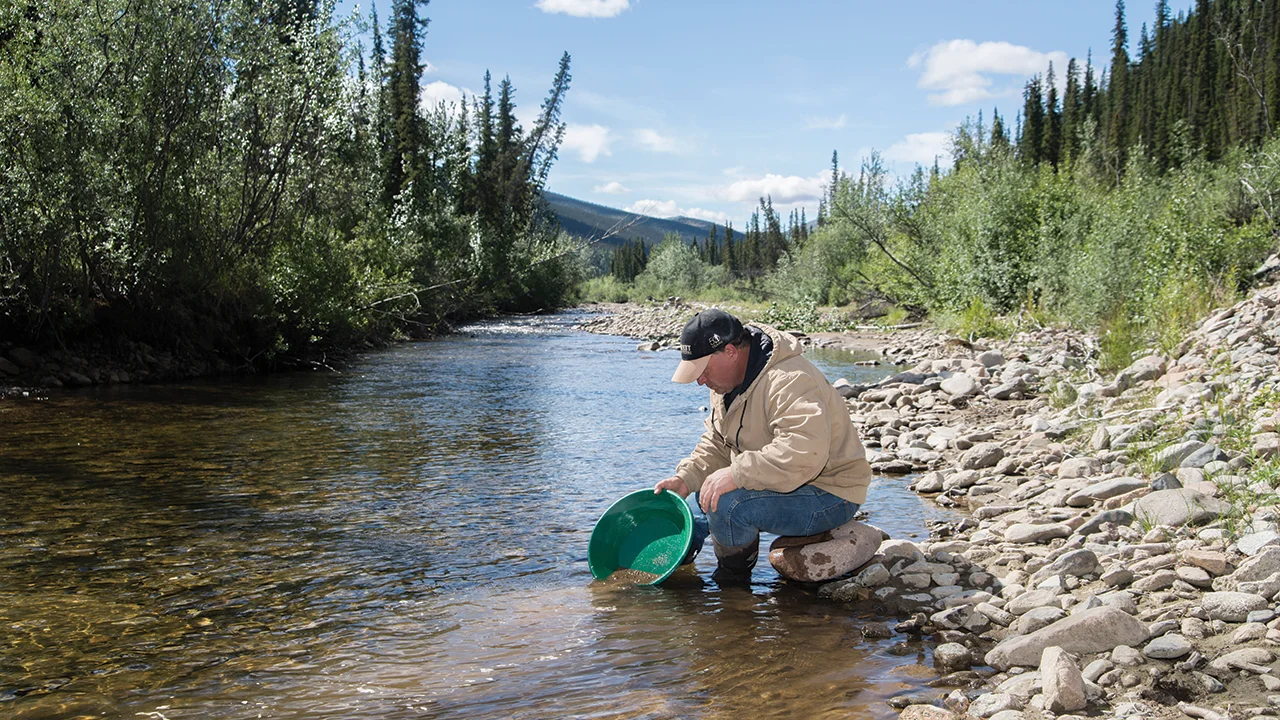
[0, 313, 958, 719]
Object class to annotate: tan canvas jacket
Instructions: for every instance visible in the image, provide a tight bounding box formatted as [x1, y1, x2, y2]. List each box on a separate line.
[674, 324, 872, 505]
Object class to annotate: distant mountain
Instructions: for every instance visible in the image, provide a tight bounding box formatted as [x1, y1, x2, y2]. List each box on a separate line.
[543, 191, 737, 248]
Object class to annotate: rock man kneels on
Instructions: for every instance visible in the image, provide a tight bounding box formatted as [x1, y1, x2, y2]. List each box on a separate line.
[654, 309, 881, 582]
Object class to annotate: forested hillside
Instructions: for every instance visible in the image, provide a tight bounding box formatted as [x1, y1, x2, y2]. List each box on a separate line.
[0, 0, 579, 366]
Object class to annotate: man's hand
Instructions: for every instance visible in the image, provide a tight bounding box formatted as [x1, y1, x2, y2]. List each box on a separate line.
[699, 467, 737, 514]
[654, 476, 690, 498]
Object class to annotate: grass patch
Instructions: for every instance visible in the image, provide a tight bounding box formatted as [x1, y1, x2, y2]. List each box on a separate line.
[1098, 306, 1145, 375]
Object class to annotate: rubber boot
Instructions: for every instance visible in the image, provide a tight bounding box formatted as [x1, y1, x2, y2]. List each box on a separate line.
[712, 533, 758, 582]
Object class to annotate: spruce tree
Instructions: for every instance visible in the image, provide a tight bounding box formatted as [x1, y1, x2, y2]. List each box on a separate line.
[1042, 63, 1063, 167]
[1107, 0, 1131, 172]
[1019, 75, 1046, 164]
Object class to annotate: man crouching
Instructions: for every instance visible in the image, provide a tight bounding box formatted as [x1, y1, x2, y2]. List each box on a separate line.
[654, 309, 879, 582]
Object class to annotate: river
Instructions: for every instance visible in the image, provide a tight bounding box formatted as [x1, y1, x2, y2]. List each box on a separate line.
[0, 312, 960, 719]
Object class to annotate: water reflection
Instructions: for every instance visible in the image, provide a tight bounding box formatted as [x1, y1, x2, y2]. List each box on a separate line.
[1, 313, 957, 718]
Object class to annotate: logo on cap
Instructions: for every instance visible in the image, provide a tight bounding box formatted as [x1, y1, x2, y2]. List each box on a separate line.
[709, 333, 722, 348]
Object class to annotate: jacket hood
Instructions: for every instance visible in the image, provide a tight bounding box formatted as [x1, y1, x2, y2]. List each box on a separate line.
[754, 323, 803, 368]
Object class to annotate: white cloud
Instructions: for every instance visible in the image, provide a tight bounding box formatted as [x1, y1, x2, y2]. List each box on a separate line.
[562, 124, 612, 163]
[624, 199, 729, 224]
[420, 81, 468, 110]
[908, 40, 1068, 106]
[535, 0, 630, 18]
[717, 173, 827, 204]
[634, 128, 678, 153]
[804, 114, 848, 130]
[884, 132, 953, 166]
[594, 181, 629, 194]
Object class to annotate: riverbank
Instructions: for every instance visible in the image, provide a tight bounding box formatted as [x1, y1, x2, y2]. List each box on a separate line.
[579, 289, 1280, 720]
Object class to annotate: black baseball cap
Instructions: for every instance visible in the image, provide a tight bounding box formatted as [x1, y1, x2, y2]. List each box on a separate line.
[671, 309, 744, 383]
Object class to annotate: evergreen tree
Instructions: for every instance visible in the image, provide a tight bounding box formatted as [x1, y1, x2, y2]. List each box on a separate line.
[1019, 74, 1046, 163]
[1042, 62, 1063, 167]
[991, 108, 1009, 149]
[1107, 0, 1131, 172]
[1062, 58, 1082, 162]
[387, 0, 431, 200]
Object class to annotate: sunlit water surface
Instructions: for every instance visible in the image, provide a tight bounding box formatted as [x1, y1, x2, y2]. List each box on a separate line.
[0, 312, 959, 719]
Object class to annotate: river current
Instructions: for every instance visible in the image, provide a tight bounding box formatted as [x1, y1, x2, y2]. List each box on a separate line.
[0, 312, 959, 719]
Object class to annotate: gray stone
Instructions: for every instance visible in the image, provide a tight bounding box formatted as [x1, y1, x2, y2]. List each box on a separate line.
[988, 377, 1027, 401]
[1066, 477, 1146, 507]
[1150, 473, 1183, 491]
[1131, 488, 1229, 527]
[976, 602, 1017, 627]
[1152, 440, 1207, 472]
[968, 693, 1021, 718]
[1132, 569, 1178, 592]
[1076, 510, 1134, 537]
[1230, 547, 1280, 585]
[1238, 531, 1280, 557]
[1007, 588, 1064, 615]
[1202, 591, 1268, 622]
[1040, 646, 1088, 713]
[984, 606, 1150, 670]
[914, 472, 944, 493]
[1143, 633, 1192, 659]
[1048, 549, 1100, 577]
[1210, 647, 1274, 673]
[961, 442, 1004, 470]
[1121, 354, 1167, 384]
[1181, 444, 1228, 469]
[934, 642, 973, 673]
[1017, 607, 1068, 634]
[1058, 457, 1101, 479]
[8, 347, 38, 369]
[977, 349, 1006, 368]
[941, 373, 980, 399]
[1111, 644, 1145, 665]
[850, 562, 890, 588]
[1176, 565, 1214, 588]
[1004, 523, 1072, 544]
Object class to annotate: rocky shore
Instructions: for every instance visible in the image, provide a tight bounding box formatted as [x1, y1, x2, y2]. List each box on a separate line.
[579, 284, 1280, 720]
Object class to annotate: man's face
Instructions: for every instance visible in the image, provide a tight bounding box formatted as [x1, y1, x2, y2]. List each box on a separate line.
[697, 344, 746, 394]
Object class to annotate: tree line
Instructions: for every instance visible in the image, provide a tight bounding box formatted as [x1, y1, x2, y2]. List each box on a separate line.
[0, 0, 578, 366]
[1013, 0, 1280, 176]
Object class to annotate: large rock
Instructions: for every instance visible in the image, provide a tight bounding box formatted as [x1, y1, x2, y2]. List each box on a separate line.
[984, 606, 1150, 670]
[1130, 488, 1228, 527]
[961, 442, 1004, 470]
[898, 706, 960, 720]
[1152, 440, 1206, 472]
[941, 373, 980, 399]
[934, 642, 973, 673]
[976, 349, 1005, 368]
[1120, 354, 1167, 384]
[1229, 547, 1280, 586]
[988, 377, 1027, 401]
[1065, 477, 1146, 508]
[1040, 646, 1088, 713]
[1144, 633, 1192, 659]
[767, 521, 882, 583]
[1202, 591, 1268, 622]
[8, 347, 39, 369]
[1048, 549, 1100, 577]
[1057, 457, 1101, 479]
[1003, 523, 1072, 544]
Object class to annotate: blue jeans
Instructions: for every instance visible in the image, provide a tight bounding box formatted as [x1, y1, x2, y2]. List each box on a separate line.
[688, 485, 860, 551]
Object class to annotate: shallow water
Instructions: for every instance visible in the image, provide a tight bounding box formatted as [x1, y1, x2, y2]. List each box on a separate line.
[0, 312, 958, 719]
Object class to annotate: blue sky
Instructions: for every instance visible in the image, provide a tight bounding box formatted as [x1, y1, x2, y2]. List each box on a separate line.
[343, 0, 1189, 227]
